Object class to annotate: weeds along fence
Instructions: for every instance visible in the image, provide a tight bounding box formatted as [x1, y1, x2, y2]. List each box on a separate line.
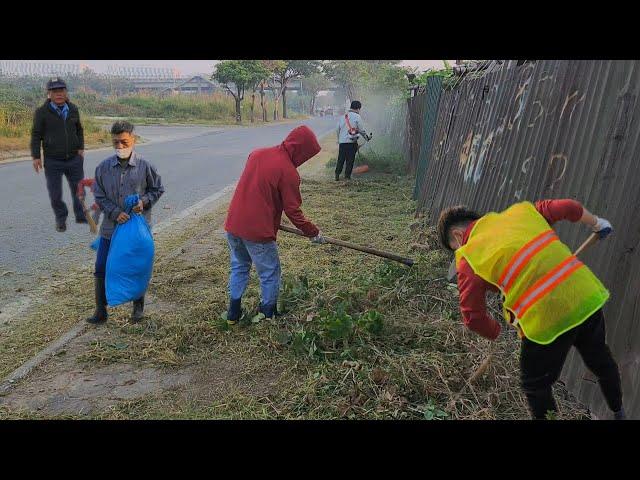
[404, 60, 640, 420]
[406, 76, 443, 197]
[349, 92, 410, 175]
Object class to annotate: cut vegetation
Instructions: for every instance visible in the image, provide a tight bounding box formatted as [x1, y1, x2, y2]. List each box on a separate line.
[0, 134, 590, 420]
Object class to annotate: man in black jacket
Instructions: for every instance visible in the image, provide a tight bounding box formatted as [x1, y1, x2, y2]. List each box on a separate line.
[31, 77, 86, 232]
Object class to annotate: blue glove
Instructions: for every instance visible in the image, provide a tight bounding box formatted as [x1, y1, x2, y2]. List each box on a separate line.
[592, 216, 613, 239]
[90, 237, 101, 250]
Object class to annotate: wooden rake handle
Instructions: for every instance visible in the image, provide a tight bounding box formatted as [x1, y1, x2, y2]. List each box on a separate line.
[278, 224, 414, 267]
[574, 232, 599, 257]
[79, 197, 98, 234]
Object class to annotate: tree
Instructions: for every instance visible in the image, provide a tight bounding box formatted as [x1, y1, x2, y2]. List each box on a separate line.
[244, 61, 271, 123]
[212, 60, 255, 123]
[262, 60, 287, 121]
[365, 63, 411, 96]
[258, 75, 269, 122]
[323, 60, 408, 102]
[302, 73, 330, 115]
[323, 60, 369, 102]
[273, 60, 321, 119]
[253, 61, 281, 122]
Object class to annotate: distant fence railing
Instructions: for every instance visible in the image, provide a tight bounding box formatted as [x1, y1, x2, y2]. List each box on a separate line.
[404, 60, 640, 420]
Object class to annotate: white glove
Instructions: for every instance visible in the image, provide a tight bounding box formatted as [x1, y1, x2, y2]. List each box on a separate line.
[592, 216, 613, 239]
[311, 231, 326, 244]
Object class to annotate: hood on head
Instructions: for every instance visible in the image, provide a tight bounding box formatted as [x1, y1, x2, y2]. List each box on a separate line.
[282, 125, 321, 167]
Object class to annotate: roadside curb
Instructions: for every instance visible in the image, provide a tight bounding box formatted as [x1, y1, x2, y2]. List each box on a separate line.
[0, 321, 88, 397]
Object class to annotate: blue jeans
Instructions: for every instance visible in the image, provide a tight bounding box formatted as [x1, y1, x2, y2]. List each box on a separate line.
[226, 233, 281, 308]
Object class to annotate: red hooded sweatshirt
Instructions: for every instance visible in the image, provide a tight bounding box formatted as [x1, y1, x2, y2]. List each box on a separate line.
[224, 125, 321, 242]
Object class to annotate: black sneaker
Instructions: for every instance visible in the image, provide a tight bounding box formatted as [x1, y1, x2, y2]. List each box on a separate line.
[76, 217, 88, 224]
[55, 221, 67, 232]
[86, 312, 107, 324]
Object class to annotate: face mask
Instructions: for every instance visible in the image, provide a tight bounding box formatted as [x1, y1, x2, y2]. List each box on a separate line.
[116, 147, 133, 159]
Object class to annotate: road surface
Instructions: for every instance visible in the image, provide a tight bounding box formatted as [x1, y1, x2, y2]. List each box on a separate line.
[0, 117, 337, 306]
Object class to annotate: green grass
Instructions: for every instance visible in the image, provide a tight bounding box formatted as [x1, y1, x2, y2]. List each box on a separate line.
[0, 107, 110, 155]
[0, 139, 591, 420]
[0, 86, 308, 157]
[74, 91, 307, 125]
[0, 91, 304, 157]
[76, 170, 587, 420]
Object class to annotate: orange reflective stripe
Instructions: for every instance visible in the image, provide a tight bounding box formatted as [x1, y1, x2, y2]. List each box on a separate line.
[498, 229, 558, 293]
[512, 256, 584, 318]
[512, 255, 576, 313]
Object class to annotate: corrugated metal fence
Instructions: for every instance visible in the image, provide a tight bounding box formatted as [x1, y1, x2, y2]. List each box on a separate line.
[413, 76, 442, 199]
[406, 60, 640, 419]
[405, 90, 426, 175]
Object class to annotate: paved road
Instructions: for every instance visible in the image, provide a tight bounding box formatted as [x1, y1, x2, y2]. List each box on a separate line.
[0, 117, 337, 306]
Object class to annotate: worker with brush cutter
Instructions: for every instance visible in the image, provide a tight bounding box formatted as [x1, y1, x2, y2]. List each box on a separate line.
[223, 125, 325, 325]
[437, 199, 625, 420]
[335, 100, 371, 181]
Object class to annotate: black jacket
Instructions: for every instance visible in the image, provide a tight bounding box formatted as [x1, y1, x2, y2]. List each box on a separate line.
[30, 101, 85, 160]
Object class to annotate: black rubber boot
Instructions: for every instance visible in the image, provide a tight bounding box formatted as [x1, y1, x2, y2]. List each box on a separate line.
[86, 277, 108, 324]
[614, 407, 626, 420]
[226, 298, 242, 325]
[259, 302, 278, 319]
[131, 296, 145, 323]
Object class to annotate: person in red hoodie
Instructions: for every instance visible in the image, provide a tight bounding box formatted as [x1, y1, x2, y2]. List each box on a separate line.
[223, 125, 325, 323]
[437, 199, 624, 420]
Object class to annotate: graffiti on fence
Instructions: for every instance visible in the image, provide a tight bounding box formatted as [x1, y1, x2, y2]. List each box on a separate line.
[406, 60, 640, 419]
[545, 153, 568, 194]
[560, 91, 586, 123]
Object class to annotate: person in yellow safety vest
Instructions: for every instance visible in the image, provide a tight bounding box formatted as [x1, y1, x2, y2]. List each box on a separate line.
[437, 199, 625, 420]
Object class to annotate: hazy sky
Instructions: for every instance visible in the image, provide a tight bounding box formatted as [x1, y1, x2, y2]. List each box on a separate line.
[3, 60, 450, 76]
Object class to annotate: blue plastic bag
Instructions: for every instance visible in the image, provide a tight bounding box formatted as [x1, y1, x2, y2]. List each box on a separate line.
[90, 237, 101, 251]
[105, 194, 155, 307]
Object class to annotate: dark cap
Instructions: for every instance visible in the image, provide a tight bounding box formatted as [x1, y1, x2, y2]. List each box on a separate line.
[46, 77, 67, 90]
